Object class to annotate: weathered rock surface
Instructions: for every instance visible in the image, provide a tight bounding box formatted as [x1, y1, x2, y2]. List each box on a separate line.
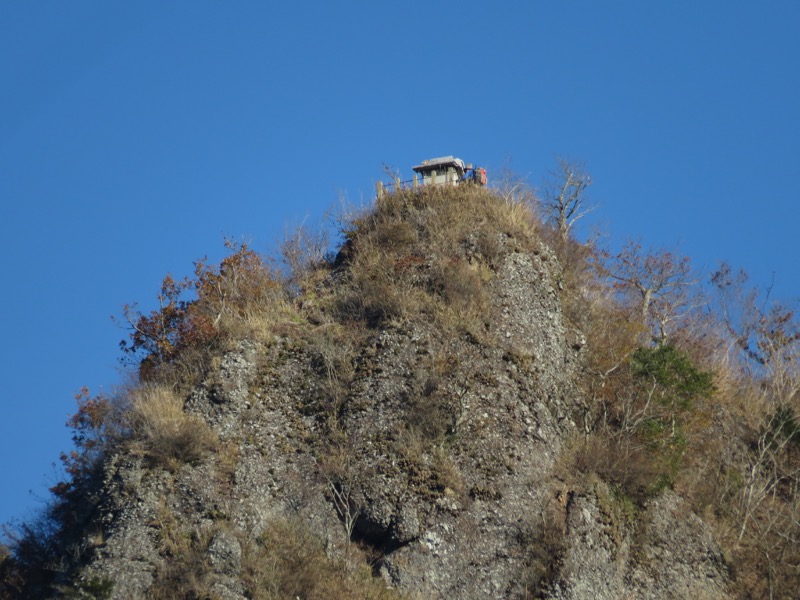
[548, 487, 729, 600]
[66, 241, 733, 599]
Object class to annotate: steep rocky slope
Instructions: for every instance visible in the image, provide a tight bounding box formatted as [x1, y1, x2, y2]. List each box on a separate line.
[3, 186, 736, 599]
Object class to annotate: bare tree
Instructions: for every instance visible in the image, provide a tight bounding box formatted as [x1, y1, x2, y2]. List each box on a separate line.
[540, 158, 595, 243]
[597, 240, 700, 344]
[315, 433, 366, 567]
[280, 218, 330, 290]
[489, 165, 539, 211]
[709, 264, 800, 594]
[711, 263, 800, 375]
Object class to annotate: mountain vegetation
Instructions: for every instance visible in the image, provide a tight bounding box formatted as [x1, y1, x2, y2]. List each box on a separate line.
[1, 171, 798, 599]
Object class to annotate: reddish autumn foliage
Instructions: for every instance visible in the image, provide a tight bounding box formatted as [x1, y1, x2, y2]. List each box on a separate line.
[119, 242, 281, 382]
[51, 387, 116, 499]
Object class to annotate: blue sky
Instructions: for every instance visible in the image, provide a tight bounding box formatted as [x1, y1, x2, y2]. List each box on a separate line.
[1, 2, 798, 526]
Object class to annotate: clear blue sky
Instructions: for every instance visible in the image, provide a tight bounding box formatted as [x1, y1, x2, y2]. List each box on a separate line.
[2, 2, 799, 526]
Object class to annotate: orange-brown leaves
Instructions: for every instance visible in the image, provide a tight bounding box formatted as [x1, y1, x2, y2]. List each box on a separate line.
[119, 242, 283, 384]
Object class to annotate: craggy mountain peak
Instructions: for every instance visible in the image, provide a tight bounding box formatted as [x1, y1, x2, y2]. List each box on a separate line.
[7, 183, 795, 599]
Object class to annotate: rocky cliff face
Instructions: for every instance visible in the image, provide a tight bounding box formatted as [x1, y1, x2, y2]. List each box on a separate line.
[25, 186, 734, 599]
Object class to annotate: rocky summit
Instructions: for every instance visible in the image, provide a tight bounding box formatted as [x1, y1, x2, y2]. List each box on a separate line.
[4, 183, 794, 599]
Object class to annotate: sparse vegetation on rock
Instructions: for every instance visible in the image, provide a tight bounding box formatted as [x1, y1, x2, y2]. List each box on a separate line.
[2, 174, 798, 599]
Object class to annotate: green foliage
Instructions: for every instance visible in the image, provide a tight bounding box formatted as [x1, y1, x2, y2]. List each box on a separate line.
[768, 405, 800, 449]
[626, 345, 714, 491]
[10, 174, 800, 598]
[631, 344, 715, 410]
[573, 344, 717, 503]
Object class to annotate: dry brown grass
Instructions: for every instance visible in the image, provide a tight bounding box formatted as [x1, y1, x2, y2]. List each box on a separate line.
[563, 433, 666, 505]
[372, 184, 539, 253]
[142, 465, 403, 599]
[190, 243, 306, 358]
[122, 242, 306, 391]
[127, 385, 217, 469]
[321, 185, 541, 334]
[241, 518, 403, 600]
[556, 244, 800, 599]
[144, 500, 216, 600]
[516, 488, 569, 598]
